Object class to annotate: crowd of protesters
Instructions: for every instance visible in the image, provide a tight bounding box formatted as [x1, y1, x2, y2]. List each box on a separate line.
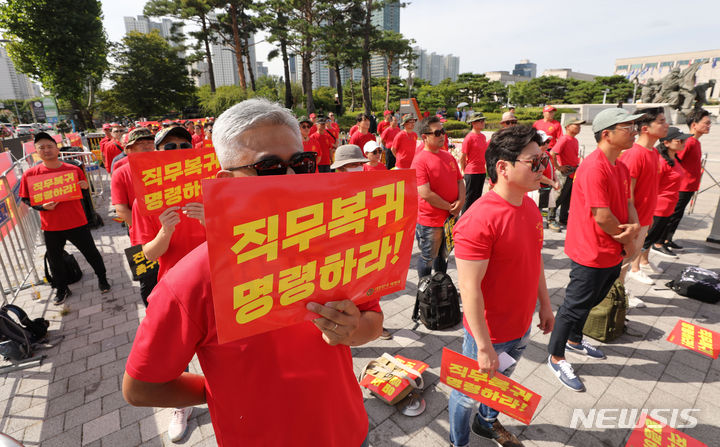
[21, 97, 712, 446]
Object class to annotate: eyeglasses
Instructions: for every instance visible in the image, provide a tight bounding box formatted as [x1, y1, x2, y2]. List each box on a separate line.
[300, 124, 311, 129]
[163, 142, 193, 150]
[226, 151, 317, 176]
[614, 124, 636, 133]
[503, 120, 518, 125]
[513, 153, 550, 172]
[423, 128, 446, 137]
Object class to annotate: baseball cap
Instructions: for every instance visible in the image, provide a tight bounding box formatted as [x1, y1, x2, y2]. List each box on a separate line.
[154, 126, 192, 148]
[435, 114, 447, 123]
[536, 130, 551, 144]
[298, 116, 312, 125]
[316, 116, 327, 124]
[467, 112, 486, 123]
[660, 127, 693, 142]
[126, 128, 154, 147]
[34, 132, 55, 144]
[102, 123, 111, 130]
[330, 145, 369, 170]
[401, 114, 416, 125]
[592, 108, 647, 133]
[383, 110, 392, 116]
[309, 113, 316, 119]
[543, 105, 557, 113]
[565, 118, 586, 126]
[500, 112, 517, 123]
[363, 140, 381, 153]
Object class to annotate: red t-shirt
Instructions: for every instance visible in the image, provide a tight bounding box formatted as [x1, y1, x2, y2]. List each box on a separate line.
[111, 155, 129, 174]
[678, 136, 702, 192]
[111, 163, 136, 210]
[363, 163, 387, 172]
[377, 120, 390, 136]
[655, 157, 686, 217]
[349, 125, 358, 137]
[327, 122, 340, 139]
[381, 126, 401, 149]
[192, 134, 203, 147]
[461, 131, 487, 175]
[302, 138, 319, 153]
[393, 131, 418, 169]
[125, 242, 378, 447]
[551, 135, 580, 178]
[102, 141, 123, 174]
[454, 192, 543, 343]
[19, 163, 88, 231]
[130, 202, 207, 279]
[412, 149, 462, 227]
[618, 143, 659, 227]
[565, 149, 630, 268]
[349, 132, 375, 154]
[310, 132, 334, 166]
[533, 119, 563, 148]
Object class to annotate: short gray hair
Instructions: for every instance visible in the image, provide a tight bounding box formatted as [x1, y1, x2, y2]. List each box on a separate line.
[213, 98, 301, 168]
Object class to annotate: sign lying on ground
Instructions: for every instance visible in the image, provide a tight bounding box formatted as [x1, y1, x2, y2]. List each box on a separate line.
[666, 320, 720, 359]
[440, 347, 541, 425]
[203, 170, 417, 343]
[625, 412, 707, 447]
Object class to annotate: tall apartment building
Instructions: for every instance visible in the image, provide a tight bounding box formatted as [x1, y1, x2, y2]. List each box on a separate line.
[0, 45, 42, 101]
[123, 15, 178, 40]
[411, 47, 460, 85]
[370, 0, 401, 79]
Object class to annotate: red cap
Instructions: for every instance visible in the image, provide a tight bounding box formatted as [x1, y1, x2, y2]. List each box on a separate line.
[383, 110, 392, 116]
[309, 113, 316, 119]
[435, 114, 447, 123]
[102, 123, 111, 130]
[543, 105, 556, 112]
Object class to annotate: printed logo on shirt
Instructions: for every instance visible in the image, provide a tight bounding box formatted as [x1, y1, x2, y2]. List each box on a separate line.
[536, 221, 544, 244]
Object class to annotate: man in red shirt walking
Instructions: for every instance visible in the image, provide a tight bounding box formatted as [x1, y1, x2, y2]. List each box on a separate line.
[459, 112, 488, 213]
[349, 113, 376, 151]
[546, 108, 642, 392]
[411, 116, 464, 278]
[377, 110, 392, 136]
[380, 115, 400, 169]
[533, 105, 563, 148]
[309, 117, 335, 172]
[392, 114, 418, 169]
[549, 119, 585, 229]
[664, 109, 711, 250]
[103, 124, 125, 174]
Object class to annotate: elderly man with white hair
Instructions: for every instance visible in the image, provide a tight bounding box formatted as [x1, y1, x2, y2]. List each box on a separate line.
[122, 98, 383, 446]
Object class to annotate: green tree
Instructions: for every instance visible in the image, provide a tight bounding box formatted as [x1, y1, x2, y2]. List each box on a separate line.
[373, 30, 414, 111]
[593, 75, 634, 104]
[110, 31, 196, 117]
[262, 0, 295, 108]
[0, 0, 108, 129]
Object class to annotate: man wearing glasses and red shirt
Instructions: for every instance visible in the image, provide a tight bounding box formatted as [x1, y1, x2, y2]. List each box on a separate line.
[123, 98, 382, 447]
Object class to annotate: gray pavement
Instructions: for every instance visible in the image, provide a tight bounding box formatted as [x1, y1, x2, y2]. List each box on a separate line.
[2, 127, 720, 446]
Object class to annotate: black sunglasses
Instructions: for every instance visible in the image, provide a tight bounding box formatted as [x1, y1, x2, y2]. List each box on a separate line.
[163, 142, 193, 150]
[513, 153, 550, 173]
[423, 128, 446, 137]
[227, 151, 317, 176]
[369, 149, 382, 155]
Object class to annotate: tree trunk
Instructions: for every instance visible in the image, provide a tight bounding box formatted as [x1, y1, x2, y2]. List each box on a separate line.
[69, 98, 88, 131]
[361, 0, 373, 114]
[334, 64, 344, 114]
[385, 57, 392, 111]
[200, 15, 216, 92]
[280, 39, 293, 108]
[229, 4, 247, 90]
[302, 50, 315, 113]
[350, 70, 356, 112]
[243, 38, 256, 91]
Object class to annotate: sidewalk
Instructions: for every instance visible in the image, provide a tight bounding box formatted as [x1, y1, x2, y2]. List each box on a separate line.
[1, 130, 719, 446]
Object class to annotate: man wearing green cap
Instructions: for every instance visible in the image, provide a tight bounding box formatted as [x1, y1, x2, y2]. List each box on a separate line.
[111, 127, 155, 228]
[460, 112, 488, 213]
[546, 108, 642, 392]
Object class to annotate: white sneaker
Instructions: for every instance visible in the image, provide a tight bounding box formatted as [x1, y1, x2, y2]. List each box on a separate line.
[627, 269, 655, 285]
[168, 407, 193, 442]
[628, 295, 647, 309]
[640, 261, 663, 274]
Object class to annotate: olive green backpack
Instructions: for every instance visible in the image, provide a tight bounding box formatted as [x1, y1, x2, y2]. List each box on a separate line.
[583, 280, 628, 342]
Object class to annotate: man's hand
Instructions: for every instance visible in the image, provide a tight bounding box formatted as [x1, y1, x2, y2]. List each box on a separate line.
[306, 300, 361, 346]
[612, 223, 639, 245]
[553, 181, 561, 191]
[558, 165, 571, 174]
[78, 180, 89, 190]
[449, 200, 462, 217]
[42, 201, 58, 210]
[476, 345, 499, 378]
[537, 305, 555, 334]
[158, 206, 181, 233]
[183, 203, 205, 226]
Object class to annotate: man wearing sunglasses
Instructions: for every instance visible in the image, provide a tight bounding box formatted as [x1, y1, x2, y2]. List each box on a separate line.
[363, 141, 387, 171]
[547, 108, 642, 393]
[450, 126, 554, 447]
[459, 112, 488, 213]
[124, 98, 383, 447]
[499, 112, 518, 128]
[412, 116, 464, 279]
[102, 124, 125, 174]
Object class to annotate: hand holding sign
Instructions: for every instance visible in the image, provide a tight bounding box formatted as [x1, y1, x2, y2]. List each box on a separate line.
[42, 201, 58, 210]
[307, 300, 361, 346]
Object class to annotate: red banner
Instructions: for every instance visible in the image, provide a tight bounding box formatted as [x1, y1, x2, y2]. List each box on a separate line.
[440, 348, 541, 425]
[128, 147, 219, 215]
[666, 320, 720, 359]
[203, 170, 417, 343]
[66, 133, 82, 148]
[359, 355, 428, 402]
[0, 152, 17, 198]
[26, 171, 82, 205]
[625, 413, 707, 447]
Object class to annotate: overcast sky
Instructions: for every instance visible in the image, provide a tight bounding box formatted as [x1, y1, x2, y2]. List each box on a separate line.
[102, 0, 720, 78]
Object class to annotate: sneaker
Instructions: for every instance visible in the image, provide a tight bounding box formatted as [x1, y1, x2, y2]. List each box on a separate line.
[548, 221, 562, 232]
[651, 244, 677, 259]
[666, 241, 683, 250]
[53, 288, 71, 306]
[98, 278, 111, 294]
[627, 269, 655, 285]
[566, 340, 606, 359]
[379, 328, 392, 340]
[640, 261, 663, 274]
[168, 407, 192, 442]
[472, 418, 524, 447]
[547, 356, 584, 392]
[628, 295, 647, 309]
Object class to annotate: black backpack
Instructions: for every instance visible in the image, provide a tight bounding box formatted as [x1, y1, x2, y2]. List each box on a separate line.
[44, 251, 83, 289]
[666, 267, 720, 304]
[0, 304, 49, 361]
[412, 272, 462, 330]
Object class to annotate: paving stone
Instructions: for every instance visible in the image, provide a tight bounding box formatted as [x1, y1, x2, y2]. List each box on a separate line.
[42, 425, 82, 447]
[100, 423, 141, 447]
[64, 398, 101, 430]
[82, 410, 120, 445]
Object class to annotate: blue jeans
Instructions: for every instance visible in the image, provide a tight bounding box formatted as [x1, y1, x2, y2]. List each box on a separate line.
[448, 327, 531, 447]
[415, 223, 447, 278]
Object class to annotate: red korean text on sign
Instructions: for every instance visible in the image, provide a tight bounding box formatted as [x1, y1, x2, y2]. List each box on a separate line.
[440, 348, 541, 425]
[666, 320, 720, 359]
[128, 146, 220, 215]
[625, 412, 707, 447]
[26, 171, 82, 206]
[203, 170, 417, 343]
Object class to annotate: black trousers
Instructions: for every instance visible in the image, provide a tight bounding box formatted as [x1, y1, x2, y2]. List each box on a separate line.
[385, 148, 396, 170]
[139, 268, 158, 307]
[318, 165, 331, 173]
[548, 261, 621, 357]
[462, 173, 485, 214]
[643, 215, 672, 250]
[44, 225, 107, 291]
[664, 191, 694, 242]
[555, 176, 574, 224]
[538, 187, 550, 210]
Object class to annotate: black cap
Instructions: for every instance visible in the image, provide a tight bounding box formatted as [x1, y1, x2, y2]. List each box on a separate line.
[154, 126, 192, 148]
[660, 127, 693, 142]
[34, 132, 55, 144]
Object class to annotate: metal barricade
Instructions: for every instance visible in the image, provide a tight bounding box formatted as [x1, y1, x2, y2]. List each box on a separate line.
[58, 151, 109, 199]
